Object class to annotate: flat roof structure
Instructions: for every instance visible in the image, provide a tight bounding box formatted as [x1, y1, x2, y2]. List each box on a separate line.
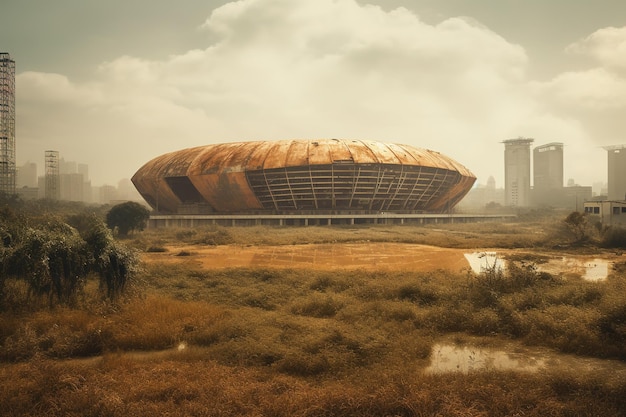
[503, 137, 534, 207]
[147, 212, 515, 228]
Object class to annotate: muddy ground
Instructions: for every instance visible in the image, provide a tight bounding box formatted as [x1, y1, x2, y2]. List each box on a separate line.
[144, 243, 470, 271]
[143, 242, 625, 278]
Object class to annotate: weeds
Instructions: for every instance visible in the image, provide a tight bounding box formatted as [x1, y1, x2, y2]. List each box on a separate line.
[4, 217, 626, 415]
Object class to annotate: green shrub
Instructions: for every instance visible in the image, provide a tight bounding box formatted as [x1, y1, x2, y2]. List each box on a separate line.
[106, 201, 150, 237]
[1, 215, 138, 308]
[6, 224, 88, 305]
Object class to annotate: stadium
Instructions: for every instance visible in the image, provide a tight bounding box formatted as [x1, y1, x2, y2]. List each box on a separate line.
[132, 139, 476, 220]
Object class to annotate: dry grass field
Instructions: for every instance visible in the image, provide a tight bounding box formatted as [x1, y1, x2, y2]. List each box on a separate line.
[2, 218, 626, 416]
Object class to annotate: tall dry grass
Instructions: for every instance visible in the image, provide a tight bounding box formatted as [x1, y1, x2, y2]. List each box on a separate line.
[127, 218, 562, 250]
[1, 353, 625, 416]
[4, 217, 626, 415]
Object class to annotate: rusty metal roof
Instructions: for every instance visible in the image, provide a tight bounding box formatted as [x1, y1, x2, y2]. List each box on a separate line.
[132, 139, 476, 213]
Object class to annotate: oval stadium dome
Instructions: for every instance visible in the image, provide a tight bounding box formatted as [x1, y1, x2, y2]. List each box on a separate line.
[131, 139, 476, 214]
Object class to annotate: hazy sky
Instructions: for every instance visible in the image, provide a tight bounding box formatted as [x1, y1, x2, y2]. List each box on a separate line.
[2, 0, 625, 188]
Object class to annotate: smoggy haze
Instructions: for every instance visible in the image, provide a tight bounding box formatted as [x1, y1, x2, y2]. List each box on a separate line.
[2, 0, 625, 188]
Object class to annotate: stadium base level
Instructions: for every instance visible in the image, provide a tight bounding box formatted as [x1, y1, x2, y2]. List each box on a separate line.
[147, 213, 515, 228]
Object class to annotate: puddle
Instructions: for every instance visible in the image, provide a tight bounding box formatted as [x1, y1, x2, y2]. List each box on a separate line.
[425, 344, 545, 374]
[146, 243, 614, 280]
[425, 342, 626, 376]
[537, 257, 611, 281]
[582, 259, 609, 281]
[463, 252, 612, 281]
[463, 252, 505, 274]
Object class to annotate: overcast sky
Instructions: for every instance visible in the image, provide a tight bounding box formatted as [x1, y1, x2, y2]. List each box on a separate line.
[2, 0, 625, 188]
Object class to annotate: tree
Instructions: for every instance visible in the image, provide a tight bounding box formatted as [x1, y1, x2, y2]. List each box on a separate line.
[1, 215, 139, 307]
[563, 211, 594, 244]
[106, 202, 150, 237]
[8, 226, 88, 305]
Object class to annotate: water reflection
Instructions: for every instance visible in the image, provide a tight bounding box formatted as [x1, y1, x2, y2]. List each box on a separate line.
[537, 257, 611, 281]
[463, 252, 612, 281]
[425, 342, 626, 376]
[463, 252, 505, 274]
[425, 344, 545, 374]
[582, 259, 609, 281]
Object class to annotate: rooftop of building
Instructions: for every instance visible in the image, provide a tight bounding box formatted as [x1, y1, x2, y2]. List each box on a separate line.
[502, 137, 534, 145]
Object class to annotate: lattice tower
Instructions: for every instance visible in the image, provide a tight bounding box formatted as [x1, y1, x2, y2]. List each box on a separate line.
[0, 53, 16, 195]
[45, 150, 60, 200]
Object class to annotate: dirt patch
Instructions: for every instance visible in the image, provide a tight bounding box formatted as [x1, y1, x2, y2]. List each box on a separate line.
[142, 242, 626, 278]
[143, 242, 482, 272]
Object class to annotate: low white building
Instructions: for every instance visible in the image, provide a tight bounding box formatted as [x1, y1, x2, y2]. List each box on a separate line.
[584, 200, 626, 226]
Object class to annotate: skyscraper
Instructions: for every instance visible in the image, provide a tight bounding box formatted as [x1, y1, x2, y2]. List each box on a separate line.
[533, 142, 563, 190]
[605, 145, 626, 201]
[0, 52, 16, 195]
[17, 161, 38, 188]
[532, 142, 564, 207]
[503, 137, 534, 207]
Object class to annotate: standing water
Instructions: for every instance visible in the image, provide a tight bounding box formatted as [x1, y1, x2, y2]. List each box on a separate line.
[463, 252, 612, 281]
[464, 252, 505, 274]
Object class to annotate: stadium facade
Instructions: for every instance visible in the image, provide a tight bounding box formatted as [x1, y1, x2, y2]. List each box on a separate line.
[132, 139, 476, 216]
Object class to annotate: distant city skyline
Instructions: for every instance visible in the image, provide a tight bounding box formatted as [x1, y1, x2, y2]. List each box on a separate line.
[1, 0, 625, 188]
[16, 154, 141, 204]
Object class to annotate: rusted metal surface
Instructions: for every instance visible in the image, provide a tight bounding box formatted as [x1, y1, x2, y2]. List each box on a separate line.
[131, 139, 476, 213]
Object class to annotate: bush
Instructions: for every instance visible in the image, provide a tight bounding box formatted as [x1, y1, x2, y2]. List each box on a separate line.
[0, 215, 139, 308]
[290, 295, 343, 318]
[561, 211, 596, 244]
[146, 245, 168, 253]
[5, 220, 88, 305]
[396, 284, 438, 305]
[600, 226, 626, 248]
[194, 228, 233, 245]
[106, 201, 150, 237]
[597, 303, 626, 346]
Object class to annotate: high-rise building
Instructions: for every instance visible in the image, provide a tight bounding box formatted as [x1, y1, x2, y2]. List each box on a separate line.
[60, 172, 85, 202]
[0, 52, 16, 195]
[533, 143, 563, 191]
[503, 138, 534, 207]
[77, 163, 89, 180]
[605, 145, 626, 201]
[17, 161, 38, 188]
[532, 142, 563, 206]
[60, 158, 77, 175]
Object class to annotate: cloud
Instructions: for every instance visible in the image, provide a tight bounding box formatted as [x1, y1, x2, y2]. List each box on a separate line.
[530, 26, 626, 155]
[14, 0, 611, 187]
[536, 68, 626, 110]
[18, 71, 101, 104]
[566, 26, 626, 71]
